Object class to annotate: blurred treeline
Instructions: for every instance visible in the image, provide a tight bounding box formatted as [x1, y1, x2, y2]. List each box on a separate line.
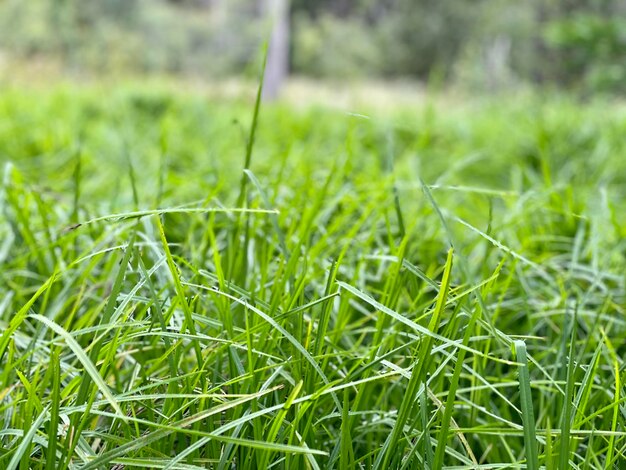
[0, 0, 624, 93]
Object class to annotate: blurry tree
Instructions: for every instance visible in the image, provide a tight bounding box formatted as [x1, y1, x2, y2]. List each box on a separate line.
[262, 0, 290, 99]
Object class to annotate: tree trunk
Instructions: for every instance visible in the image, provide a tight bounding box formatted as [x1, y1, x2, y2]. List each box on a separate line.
[262, 0, 289, 100]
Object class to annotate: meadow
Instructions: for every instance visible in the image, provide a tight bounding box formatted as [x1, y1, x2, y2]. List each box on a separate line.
[1, 82, 625, 468]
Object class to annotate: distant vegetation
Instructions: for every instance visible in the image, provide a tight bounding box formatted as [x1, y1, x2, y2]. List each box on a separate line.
[0, 0, 625, 93]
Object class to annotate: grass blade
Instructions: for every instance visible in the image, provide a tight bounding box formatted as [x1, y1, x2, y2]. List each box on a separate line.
[514, 340, 539, 470]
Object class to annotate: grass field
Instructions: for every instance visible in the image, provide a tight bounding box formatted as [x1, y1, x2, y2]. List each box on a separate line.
[1, 82, 626, 469]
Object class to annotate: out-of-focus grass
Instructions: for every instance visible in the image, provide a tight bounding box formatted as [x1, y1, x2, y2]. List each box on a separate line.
[0, 83, 625, 468]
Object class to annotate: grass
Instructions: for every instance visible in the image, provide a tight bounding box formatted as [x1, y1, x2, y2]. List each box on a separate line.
[0, 81, 625, 469]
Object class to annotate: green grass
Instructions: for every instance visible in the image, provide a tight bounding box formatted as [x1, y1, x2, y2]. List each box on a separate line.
[1, 83, 626, 469]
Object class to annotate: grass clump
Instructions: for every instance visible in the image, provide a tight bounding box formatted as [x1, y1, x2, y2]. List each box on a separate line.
[0, 84, 625, 468]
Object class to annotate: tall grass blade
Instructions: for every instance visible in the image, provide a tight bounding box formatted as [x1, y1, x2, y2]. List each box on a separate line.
[514, 340, 539, 470]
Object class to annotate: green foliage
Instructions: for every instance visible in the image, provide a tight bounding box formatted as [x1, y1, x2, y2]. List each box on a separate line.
[292, 0, 479, 80]
[374, 0, 479, 79]
[293, 14, 383, 78]
[545, 13, 626, 92]
[1, 85, 626, 467]
[0, 0, 265, 76]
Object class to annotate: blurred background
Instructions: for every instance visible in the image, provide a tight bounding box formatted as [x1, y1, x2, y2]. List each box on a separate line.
[0, 0, 624, 98]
